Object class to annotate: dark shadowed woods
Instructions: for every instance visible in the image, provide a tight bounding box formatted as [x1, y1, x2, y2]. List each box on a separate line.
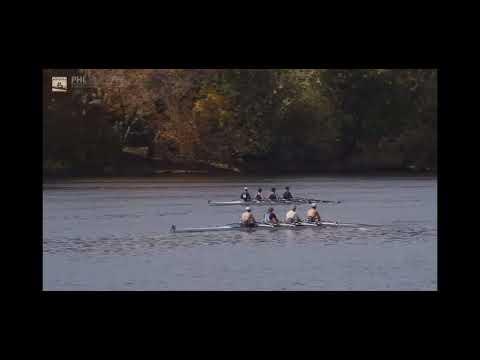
[43, 69, 437, 177]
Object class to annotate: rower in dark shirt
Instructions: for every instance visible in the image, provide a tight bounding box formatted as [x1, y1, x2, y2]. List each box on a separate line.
[255, 188, 264, 201]
[241, 187, 251, 201]
[268, 187, 278, 201]
[283, 186, 293, 200]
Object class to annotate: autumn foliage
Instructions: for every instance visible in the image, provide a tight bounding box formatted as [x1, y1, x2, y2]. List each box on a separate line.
[43, 69, 437, 175]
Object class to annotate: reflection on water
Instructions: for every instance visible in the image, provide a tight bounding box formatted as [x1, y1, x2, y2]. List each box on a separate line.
[44, 223, 436, 255]
[43, 175, 437, 290]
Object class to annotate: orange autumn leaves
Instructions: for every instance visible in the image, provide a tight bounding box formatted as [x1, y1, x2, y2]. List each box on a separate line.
[71, 69, 436, 172]
[194, 91, 233, 129]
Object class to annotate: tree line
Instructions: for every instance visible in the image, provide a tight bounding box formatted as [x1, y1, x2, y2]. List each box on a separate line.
[43, 69, 437, 176]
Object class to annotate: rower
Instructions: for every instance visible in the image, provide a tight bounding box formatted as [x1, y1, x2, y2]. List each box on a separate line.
[285, 205, 301, 224]
[306, 203, 321, 223]
[283, 186, 293, 200]
[264, 207, 279, 225]
[268, 187, 278, 201]
[255, 188, 264, 201]
[241, 187, 252, 202]
[241, 207, 256, 227]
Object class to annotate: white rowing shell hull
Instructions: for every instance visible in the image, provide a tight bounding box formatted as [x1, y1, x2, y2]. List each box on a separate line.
[208, 199, 311, 206]
[171, 221, 371, 233]
[171, 223, 276, 233]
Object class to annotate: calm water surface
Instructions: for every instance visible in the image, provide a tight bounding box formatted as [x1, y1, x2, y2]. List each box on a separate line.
[43, 175, 437, 290]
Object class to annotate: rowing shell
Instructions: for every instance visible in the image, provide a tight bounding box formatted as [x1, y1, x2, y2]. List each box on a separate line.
[170, 223, 274, 233]
[170, 221, 361, 233]
[208, 198, 340, 206]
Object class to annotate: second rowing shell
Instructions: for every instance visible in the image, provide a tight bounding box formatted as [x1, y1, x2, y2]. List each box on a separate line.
[208, 199, 313, 206]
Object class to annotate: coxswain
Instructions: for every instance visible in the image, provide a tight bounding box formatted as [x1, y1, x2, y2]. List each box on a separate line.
[241, 187, 252, 202]
[306, 203, 321, 223]
[268, 187, 278, 201]
[241, 207, 256, 227]
[255, 188, 264, 201]
[285, 205, 301, 224]
[264, 207, 279, 225]
[283, 186, 293, 200]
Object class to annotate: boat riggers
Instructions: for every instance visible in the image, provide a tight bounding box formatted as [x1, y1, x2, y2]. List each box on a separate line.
[211, 185, 341, 206]
[295, 197, 341, 204]
[208, 198, 340, 206]
[170, 221, 378, 233]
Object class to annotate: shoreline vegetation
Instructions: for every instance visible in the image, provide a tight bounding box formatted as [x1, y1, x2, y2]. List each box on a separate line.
[43, 154, 436, 180]
[44, 69, 436, 179]
[43, 148, 436, 178]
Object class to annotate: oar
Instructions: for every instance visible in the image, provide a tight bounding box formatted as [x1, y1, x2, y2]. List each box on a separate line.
[257, 223, 276, 228]
[278, 223, 298, 227]
[233, 222, 277, 227]
[298, 222, 319, 227]
[295, 197, 342, 204]
[321, 220, 381, 227]
[310, 199, 342, 204]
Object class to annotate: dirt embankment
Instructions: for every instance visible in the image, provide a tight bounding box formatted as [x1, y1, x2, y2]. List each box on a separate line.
[44, 147, 436, 178]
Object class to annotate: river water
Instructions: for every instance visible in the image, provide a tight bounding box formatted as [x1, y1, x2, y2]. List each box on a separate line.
[43, 175, 437, 290]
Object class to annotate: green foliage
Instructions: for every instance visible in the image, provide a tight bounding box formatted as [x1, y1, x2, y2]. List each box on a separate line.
[43, 69, 437, 175]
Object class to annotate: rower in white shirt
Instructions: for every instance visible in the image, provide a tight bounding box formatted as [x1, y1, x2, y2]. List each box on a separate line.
[285, 205, 301, 224]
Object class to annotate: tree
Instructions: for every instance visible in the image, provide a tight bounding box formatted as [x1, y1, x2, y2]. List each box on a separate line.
[44, 68, 437, 175]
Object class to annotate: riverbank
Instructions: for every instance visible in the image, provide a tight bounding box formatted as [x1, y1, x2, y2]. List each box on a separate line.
[43, 169, 437, 182]
[44, 150, 436, 179]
